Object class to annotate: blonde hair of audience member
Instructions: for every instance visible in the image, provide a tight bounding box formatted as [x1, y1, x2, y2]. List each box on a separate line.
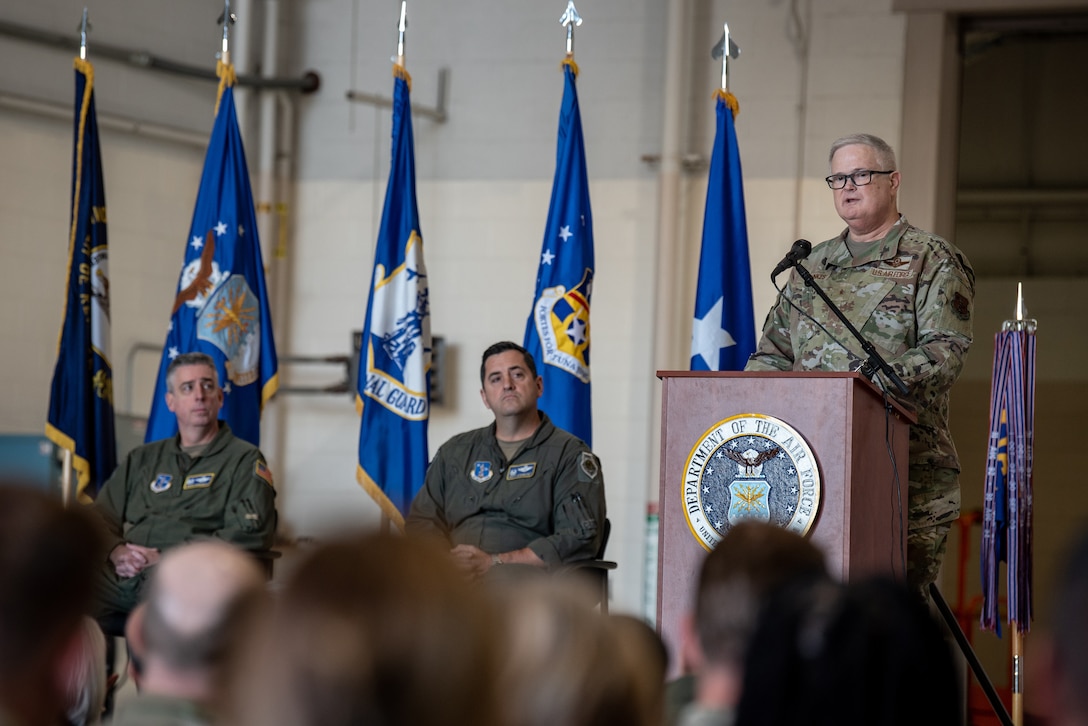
[126, 540, 267, 707]
[0, 482, 103, 726]
[493, 578, 665, 726]
[58, 616, 109, 726]
[226, 532, 501, 726]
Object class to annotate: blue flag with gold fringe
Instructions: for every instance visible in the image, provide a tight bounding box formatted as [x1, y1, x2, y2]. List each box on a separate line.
[523, 60, 594, 446]
[46, 57, 117, 501]
[145, 63, 278, 446]
[690, 90, 755, 371]
[356, 65, 431, 525]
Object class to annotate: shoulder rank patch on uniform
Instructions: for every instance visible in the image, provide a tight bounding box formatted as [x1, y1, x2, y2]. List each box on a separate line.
[951, 291, 971, 320]
[579, 452, 600, 480]
[149, 474, 172, 493]
[507, 463, 537, 480]
[183, 473, 216, 489]
[254, 460, 274, 486]
[471, 461, 493, 483]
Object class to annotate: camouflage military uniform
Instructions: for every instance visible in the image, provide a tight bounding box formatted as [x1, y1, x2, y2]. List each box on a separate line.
[746, 217, 974, 589]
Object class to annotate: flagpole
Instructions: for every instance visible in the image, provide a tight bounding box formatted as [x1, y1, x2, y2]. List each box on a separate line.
[560, 1, 582, 59]
[79, 7, 88, 61]
[220, 0, 233, 66]
[61, 4, 89, 508]
[1009, 280, 1029, 726]
[396, 1, 407, 69]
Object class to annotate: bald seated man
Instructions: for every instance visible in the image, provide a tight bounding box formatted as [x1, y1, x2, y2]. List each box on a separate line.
[112, 540, 267, 726]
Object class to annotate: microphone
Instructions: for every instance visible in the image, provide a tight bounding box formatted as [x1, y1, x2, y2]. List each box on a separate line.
[771, 239, 813, 280]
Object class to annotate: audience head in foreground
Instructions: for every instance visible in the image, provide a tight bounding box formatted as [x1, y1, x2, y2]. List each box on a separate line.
[0, 482, 103, 726]
[677, 521, 829, 726]
[492, 577, 667, 726]
[58, 616, 110, 726]
[734, 577, 958, 726]
[112, 539, 267, 726]
[227, 532, 501, 726]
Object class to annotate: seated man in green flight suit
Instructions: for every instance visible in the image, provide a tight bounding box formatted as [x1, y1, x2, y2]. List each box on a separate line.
[92, 352, 277, 617]
[406, 341, 606, 579]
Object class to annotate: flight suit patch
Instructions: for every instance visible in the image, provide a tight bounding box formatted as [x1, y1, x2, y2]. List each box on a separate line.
[507, 463, 536, 480]
[951, 292, 971, 320]
[579, 452, 600, 480]
[183, 473, 216, 489]
[471, 461, 493, 483]
[254, 460, 274, 486]
[149, 474, 172, 493]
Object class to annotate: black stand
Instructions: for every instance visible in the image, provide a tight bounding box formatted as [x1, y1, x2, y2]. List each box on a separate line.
[788, 263, 910, 396]
[929, 583, 1013, 726]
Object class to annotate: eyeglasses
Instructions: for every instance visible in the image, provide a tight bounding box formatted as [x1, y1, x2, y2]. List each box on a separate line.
[824, 170, 894, 190]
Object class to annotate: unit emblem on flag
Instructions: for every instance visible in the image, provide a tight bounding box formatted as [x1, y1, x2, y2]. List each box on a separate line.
[362, 231, 430, 422]
[471, 461, 493, 483]
[197, 275, 261, 386]
[149, 474, 173, 493]
[683, 413, 821, 551]
[532, 268, 592, 383]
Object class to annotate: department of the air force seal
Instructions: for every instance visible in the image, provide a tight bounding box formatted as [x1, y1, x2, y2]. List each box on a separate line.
[683, 413, 821, 551]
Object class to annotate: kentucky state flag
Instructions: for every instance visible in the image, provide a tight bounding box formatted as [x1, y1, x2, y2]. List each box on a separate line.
[523, 59, 594, 446]
[356, 65, 431, 526]
[690, 90, 755, 371]
[145, 62, 278, 446]
[46, 57, 117, 501]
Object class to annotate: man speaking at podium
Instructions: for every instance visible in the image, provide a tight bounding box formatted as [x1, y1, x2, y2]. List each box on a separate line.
[745, 133, 975, 592]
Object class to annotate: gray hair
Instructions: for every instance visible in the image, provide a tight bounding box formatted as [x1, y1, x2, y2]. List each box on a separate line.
[828, 133, 897, 171]
[166, 352, 219, 392]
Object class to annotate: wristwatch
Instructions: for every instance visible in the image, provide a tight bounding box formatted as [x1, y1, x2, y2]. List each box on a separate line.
[491, 553, 503, 567]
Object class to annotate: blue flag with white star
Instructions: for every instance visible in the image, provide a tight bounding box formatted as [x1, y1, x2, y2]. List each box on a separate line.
[690, 91, 755, 371]
[145, 63, 278, 446]
[356, 65, 431, 525]
[45, 58, 117, 501]
[523, 60, 594, 446]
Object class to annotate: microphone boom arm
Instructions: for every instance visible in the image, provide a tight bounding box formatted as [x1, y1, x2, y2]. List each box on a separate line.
[790, 263, 910, 396]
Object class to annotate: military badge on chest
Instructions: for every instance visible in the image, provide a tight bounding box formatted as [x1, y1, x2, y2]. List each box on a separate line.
[471, 461, 494, 483]
[149, 474, 173, 493]
[683, 414, 821, 551]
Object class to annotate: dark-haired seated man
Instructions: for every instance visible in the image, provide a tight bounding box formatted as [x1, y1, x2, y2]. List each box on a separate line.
[406, 341, 606, 579]
[93, 352, 277, 617]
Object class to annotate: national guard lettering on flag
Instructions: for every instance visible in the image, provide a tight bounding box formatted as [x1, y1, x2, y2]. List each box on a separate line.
[356, 63, 432, 527]
[145, 61, 278, 448]
[523, 58, 595, 446]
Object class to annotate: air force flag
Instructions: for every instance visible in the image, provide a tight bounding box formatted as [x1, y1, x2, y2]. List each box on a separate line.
[145, 62, 278, 446]
[356, 65, 431, 526]
[523, 59, 595, 446]
[690, 90, 755, 371]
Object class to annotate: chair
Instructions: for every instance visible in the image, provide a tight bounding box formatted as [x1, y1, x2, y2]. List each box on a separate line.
[560, 518, 617, 613]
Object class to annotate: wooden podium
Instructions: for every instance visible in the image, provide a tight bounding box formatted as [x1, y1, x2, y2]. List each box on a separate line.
[655, 371, 914, 676]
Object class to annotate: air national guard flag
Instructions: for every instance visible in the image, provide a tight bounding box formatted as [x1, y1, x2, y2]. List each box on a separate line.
[145, 62, 278, 446]
[46, 57, 117, 501]
[690, 90, 755, 371]
[356, 65, 431, 526]
[523, 59, 594, 446]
